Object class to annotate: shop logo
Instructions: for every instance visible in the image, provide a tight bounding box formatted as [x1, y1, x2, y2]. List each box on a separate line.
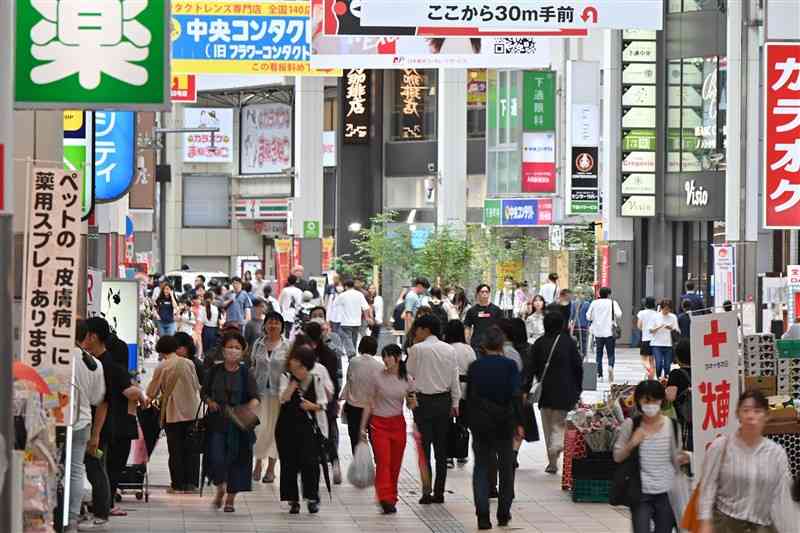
[575, 151, 595, 173]
[685, 179, 709, 207]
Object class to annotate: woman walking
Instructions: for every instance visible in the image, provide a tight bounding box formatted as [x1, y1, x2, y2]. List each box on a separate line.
[637, 297, 659, 379]
[531, 311, 583, 474]
[200, 292, 221, 356]
[613, 380, 687, 533]
[146, 336, 201, 493]
[201, 331, 260, 512]
[649, 299, 679, 379]
[697, 389, 796, 532]
[276, 345, 329, 514]
[444, 319, 476, 467]
[359, 344, 417, 514]
[155, 282, 179, 337]
[525, 295, 546, 344]
[250, 311, 289, 484]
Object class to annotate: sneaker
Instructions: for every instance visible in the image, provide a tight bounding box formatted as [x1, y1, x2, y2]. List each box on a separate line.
[418, 494, 433, 505]
[608, 368, 615, 383]
[78, 519, 109, 532]
[446, 458, 455, 469]
[545, 464, 558, 474]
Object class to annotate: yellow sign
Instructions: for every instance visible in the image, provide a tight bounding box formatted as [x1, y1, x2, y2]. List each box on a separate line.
[496, 260, 523, 288]
[63, 110, 83, 131]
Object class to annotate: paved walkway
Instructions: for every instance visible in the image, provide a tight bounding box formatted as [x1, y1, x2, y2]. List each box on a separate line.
[109, 348, 647, 532]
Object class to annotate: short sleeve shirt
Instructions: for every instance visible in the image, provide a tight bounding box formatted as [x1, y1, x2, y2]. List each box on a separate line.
[404, 291, 421, 316]
[225, 291, 253, 323]
[464, 303, 503, 349]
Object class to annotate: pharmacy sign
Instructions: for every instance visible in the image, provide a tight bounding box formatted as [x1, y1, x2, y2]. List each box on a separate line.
[14, 0, 170, 110]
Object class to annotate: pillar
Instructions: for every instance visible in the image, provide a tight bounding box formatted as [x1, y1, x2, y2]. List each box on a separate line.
[293, 77, 324, 275]
[436, 69, 467, 231]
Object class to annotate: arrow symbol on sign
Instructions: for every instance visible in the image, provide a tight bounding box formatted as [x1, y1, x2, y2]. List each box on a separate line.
[581, 6, 598, 23]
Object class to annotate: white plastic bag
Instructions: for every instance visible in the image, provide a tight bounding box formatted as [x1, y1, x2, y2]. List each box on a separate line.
[347, 442, 375, 489]
[668, 471, 693, 533]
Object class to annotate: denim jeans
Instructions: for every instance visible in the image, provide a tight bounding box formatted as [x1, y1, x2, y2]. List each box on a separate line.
[631, 492, 675, 533]
[158, 321, 177, 337]
[84, 442, 111, 520]
[595, 336, 616, 374]
[651, 346, 673, 379]
[472, 434, 514, 519]
[69, 425, 91, 523]
[340, 326, 360, 356]
[574, 328, 589, 359]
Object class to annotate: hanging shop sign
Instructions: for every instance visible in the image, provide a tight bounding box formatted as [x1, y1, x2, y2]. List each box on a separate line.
[521, 132, 556, 193]
[712, 245, 736, 308]
[234, 198, 290, 221]
[131, 113, 157, 210]
[14, 0, 169, 110]
[620, 30, 657, 217]
[171, 1, 337, 76]
[170, 74, 197, 103]
[483, 197, 553, 226]
[63, 111, 94, 219]
[523, 71, 556, 131]
[765, 42, 800, 229]
[240, 103, 292, 175]
[94, 111, 136, 203]
[87, 268, 103, 318]
[21, 167, 82, 412]
[101, 280, 140, 372]
[323, 0, 588, 37]
[322, 237, 334, 271]
[570, 147, 599, 214]
[359, 0, 664, 31]
[275, 239, 292, 293]
[566, 60, 600, 215]
[183, 108, 234, 163]
[399, 69, 428, 139]
[323, 131, 337, 167]
[467, 69, 487, 108]
[303, 220, 321, 239]
[690, 311, 739, 476]
[343, 69, 371, 144]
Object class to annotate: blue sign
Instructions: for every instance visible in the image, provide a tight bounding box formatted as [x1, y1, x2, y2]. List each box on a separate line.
[411, 227, 432, 249]
[500, 198, 554, 226]
[94, 111, 135, 203]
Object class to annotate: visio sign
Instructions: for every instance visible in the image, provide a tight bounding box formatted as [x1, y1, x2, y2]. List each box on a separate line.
[685, 179, 708, 207]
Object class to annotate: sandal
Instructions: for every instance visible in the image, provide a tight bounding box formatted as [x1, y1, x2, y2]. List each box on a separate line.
[262, 472, 275, 483]
[223, 505, 235, 513]
[109, 508, 127, 517]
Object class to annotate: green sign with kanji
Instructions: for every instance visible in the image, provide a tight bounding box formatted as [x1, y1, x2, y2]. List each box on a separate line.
[523, 71, 555, 131]
[483, 199, 502, 226]
[303, 220, 320, 239]
[14, 0, 170, 110]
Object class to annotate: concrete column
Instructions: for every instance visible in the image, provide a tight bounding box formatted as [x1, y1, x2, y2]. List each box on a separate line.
[436, 69, 467, 231]
[726, 0, 744, 243]
[293, 77, 324, 274]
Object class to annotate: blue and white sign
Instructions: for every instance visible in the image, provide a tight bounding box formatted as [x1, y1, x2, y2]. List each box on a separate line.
[94, 111, 136, 203]
[500, 198, 554, 226]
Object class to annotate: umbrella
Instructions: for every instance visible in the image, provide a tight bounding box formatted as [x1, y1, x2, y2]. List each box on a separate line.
[13, 361, 51, 395]
[310, 415, 333, 502]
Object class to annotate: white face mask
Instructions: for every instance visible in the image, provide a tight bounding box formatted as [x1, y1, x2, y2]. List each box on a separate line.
[640, 403, 661, 417]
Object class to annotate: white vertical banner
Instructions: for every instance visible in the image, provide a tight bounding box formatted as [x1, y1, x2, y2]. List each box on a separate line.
[21, 167, 83, 417]
[713, 245, 736, 308]
[87, 268, 103, 317]
[690, 311, 740, 476]
[101, 280, 140, 372]
[566, 61, 601, 215]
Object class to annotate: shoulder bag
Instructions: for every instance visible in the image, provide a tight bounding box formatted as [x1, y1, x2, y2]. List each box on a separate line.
[681, 436, 729, 530]
[611, 300, 622, 339]
[224, 366, 260, 432]
[529, 334, 561, 404]
[186, 401, 207, 455]
[609, 417, 643, 507]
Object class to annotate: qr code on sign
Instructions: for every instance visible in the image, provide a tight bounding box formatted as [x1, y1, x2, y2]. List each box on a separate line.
[494, 38, 537, 55]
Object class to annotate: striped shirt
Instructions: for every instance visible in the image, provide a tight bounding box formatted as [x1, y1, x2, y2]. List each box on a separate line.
[613, 416, 679, 495]
[698, 434, 796, 530]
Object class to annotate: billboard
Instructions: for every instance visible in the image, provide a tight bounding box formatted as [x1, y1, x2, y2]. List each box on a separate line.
[183, 108, 234, 163]
[240, 103, 292, 175]
[171, 1, 338, 76]
[94, 111, 136, 203]
[483, 197, 553, 226]
[521, 132, 556, 193]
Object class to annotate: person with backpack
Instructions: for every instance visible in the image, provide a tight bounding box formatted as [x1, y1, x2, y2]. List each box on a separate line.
[428, 288, 451, 336]
[613, 380, 689, 533]
[586, 287, 623, 382]
[666, 339, 693, 451]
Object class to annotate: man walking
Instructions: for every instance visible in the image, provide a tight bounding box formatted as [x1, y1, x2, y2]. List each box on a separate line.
[403, 277, 430, 332]
[586, 287, 622, 382]
[464, 285, 503, 355]
[292, 265, 320, 299]
[222, 276, 253, 330]
[332, 279, 372, 353]
[406, 315, 461, 504]
[540, 273, 560, 305]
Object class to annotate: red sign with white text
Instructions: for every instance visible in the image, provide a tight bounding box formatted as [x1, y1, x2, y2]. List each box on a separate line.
[171, 74, 197, 103]
[765, 43, 800, 228]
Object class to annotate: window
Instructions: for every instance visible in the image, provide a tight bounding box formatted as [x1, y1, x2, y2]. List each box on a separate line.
[390, 69, 437, 141]
[667, 57, 727, 173]
[669, 0, 720, 12]
[487, 69, 523, 194]
[467, 69, 487, 138]
[323, 97, 337, 131]
[182, 174, 231, 227]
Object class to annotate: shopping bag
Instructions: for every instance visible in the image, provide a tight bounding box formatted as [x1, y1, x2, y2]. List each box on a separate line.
[447, 419, 469, 459]
[680, 484, 701, 531]
[130, 425, 149, 465]
[668, 471, 692, 532]
[521, 402, 540, 442]
[347, 442, 375, 489]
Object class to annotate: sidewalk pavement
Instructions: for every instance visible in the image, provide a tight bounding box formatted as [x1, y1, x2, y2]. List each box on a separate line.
[108, 348, 646, 532]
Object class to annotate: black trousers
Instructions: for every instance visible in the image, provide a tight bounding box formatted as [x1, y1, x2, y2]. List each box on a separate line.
[106, 437, 132, 505]
[472, 434, 514, 519]
[85, 444, 111, 519]
[345, 404, 365, 454]
[326, 405, 339, 461]
[276, 423, 320, 503]
[413, 393, 451, 497]
[166, 421, 200, 489]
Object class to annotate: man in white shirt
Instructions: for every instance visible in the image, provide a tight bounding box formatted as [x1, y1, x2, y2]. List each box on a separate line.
[586, 287, 623, 383]
[251, 269, 269, 300]
[406, 314, 461, 504]
[278, 274, 304, 332]
[636, 297, 659, 379]
[67, 346, 106, 532]
[540, 273, 560, 305]
[333, 279, 372, 352]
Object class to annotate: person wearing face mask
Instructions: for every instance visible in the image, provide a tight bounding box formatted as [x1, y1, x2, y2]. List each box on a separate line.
[696, 389, 796, 533]
[201, 332, 260, 513]
[250, 312, 289, 484]
[494, 276, 518, 319]
[613, 380, 689, 533]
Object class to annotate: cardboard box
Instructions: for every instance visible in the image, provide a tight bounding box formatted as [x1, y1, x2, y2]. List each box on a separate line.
[769, 407, 797, 422]
[745, 376, 777, 397]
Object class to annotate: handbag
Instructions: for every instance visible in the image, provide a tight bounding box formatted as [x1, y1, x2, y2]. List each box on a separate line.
[681, 436, 729, 531]
[447, 419, 470, 459]
[223, 366, 260, 432]
[529, 334, 561, 404]
[610, 300, 622, 339]
[186, 401, 206, 455]
[609, 417, 643, 508]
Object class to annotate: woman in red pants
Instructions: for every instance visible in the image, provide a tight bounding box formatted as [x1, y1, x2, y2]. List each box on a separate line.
[359, 344, 418, 514]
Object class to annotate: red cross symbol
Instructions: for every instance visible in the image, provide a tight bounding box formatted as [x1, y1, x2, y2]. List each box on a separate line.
[704, 319, 728, 358]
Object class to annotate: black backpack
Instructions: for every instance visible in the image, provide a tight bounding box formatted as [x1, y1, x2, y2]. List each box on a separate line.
[392, 302, 406, 330]
[430, 302, 449, 332]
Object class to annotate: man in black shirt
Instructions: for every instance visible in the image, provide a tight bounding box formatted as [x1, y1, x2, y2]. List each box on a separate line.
[78, 317, 148, 521]
[464, 284, 503, 355]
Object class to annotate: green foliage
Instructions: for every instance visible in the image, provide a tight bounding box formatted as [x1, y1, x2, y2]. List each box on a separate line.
[414, 227, 473, 288]
[565, 227, 596, 287]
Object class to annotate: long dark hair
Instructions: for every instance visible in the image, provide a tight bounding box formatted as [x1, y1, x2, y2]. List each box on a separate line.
[203, 292, 214, 320]
[381, 344, 407, 381]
